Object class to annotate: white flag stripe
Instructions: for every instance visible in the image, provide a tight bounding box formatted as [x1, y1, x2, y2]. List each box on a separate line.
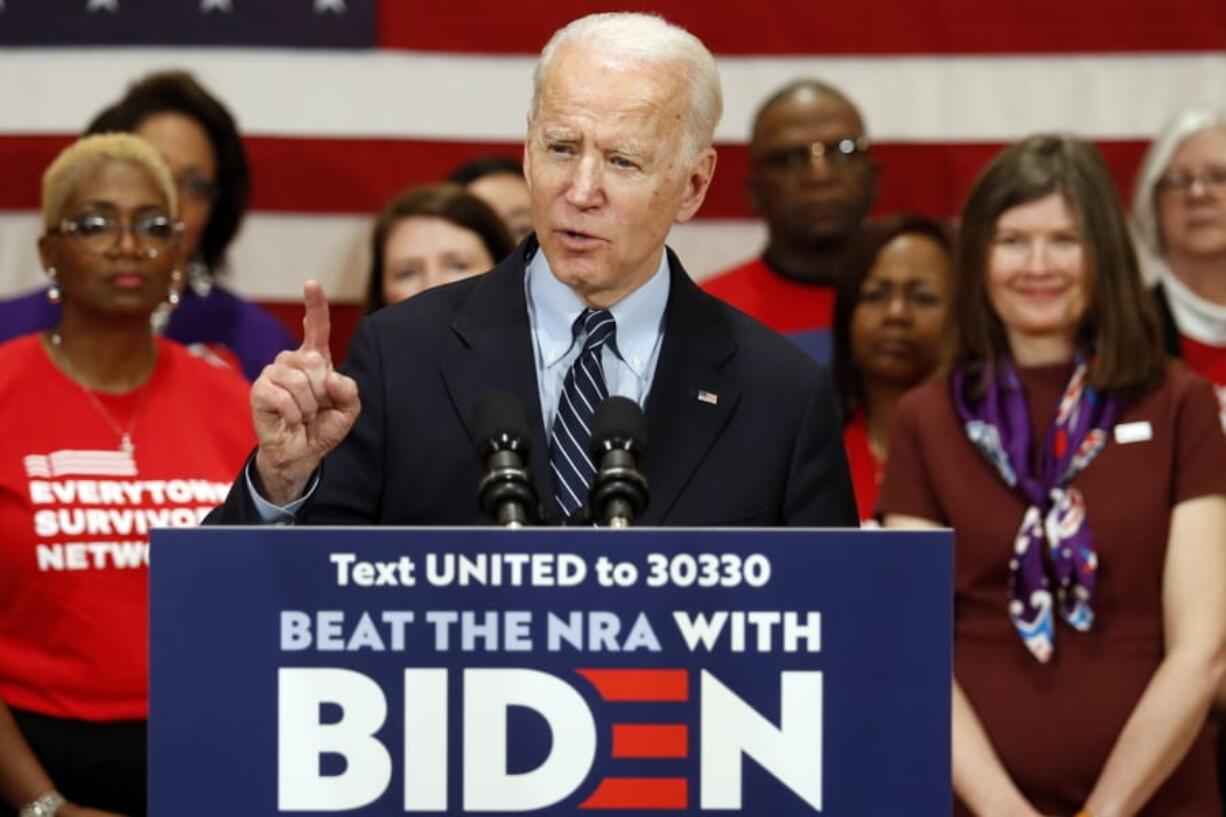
[24, 450, 137, 477]
[2, 49, 1224, 141]
[23, 461, 51, 477]
[0, 213, 766, 301]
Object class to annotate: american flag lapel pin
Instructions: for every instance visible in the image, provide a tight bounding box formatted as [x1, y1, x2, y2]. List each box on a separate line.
[697, 389, 719, 405]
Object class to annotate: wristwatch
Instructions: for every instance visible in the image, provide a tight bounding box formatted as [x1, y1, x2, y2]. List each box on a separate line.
[19, 790, 65, 817]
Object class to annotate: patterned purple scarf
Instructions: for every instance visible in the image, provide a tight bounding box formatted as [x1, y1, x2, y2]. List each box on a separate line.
[952, 354, 1117, 663]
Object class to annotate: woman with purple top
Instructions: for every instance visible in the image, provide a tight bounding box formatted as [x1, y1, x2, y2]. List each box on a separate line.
[881, 134, 1226, 815]
[0, 70, 294, 380]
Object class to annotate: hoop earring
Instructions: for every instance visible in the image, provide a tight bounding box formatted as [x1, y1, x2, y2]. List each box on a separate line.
[186, 255, 213, 298]
[46, 268, 62, 304]
[167, 269, 183, 308]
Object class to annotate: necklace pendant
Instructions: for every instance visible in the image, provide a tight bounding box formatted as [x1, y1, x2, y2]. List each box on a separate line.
[120, 434, 135, 456]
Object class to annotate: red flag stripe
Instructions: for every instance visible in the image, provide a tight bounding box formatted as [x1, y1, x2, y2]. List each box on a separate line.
[380, 0, 1226, 56]
[579, 777, 688, 810]
[0, 135, 1152, 219]
[611, 724, 689, 759]
[576, 669, 689, 702]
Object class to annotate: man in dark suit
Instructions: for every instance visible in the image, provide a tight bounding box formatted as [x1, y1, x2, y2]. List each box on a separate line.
[209, 12, 856, 527]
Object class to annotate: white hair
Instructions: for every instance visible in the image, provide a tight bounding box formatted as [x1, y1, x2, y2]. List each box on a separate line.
[531, 12, 723, 163]
[1132, 107, 1226, 256]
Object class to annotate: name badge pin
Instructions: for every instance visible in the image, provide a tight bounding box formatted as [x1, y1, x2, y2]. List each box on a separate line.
[1113, 421, 1152, 444]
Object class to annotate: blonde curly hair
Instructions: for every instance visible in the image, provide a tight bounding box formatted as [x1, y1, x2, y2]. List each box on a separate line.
[41, 132, 178, 230]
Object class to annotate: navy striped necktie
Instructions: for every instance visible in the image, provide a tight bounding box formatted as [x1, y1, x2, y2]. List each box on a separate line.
[550, 308, 616, 520]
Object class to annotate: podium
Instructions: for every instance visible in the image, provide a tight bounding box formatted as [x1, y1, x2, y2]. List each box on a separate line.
[149, 527, 951, 815]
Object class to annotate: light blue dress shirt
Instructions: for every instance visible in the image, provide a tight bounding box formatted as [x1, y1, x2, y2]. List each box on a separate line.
[525, 247, 668, 431]
[249, 248, 670, 521]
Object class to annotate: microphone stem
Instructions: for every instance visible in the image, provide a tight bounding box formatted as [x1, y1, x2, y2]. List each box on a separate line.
[497, 502, 528, 528]
[604, 496, 634, 528]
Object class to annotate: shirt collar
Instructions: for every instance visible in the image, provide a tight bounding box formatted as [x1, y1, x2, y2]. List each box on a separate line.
[526, 249, 671, 376]
[1161, 266, 1226, 345]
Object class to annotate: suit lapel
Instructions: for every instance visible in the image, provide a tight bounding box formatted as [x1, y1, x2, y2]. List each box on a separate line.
[441, 246, 553, 503]
[640, 252, 739, 524]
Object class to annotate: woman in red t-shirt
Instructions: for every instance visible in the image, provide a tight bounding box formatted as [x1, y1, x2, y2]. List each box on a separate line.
[830, 214, 954, 523]
[0, 135, 253, 817]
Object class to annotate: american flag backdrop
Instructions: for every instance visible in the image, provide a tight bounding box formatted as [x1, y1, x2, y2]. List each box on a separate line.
[2, 0, 1225, 352]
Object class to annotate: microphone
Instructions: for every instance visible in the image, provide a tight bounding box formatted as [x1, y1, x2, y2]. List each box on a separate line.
[473, 392, 538, 528]
[589, 396, 649, 528]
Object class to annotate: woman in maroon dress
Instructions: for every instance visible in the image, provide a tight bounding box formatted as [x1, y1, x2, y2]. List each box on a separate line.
[882, 134, 1226, 816]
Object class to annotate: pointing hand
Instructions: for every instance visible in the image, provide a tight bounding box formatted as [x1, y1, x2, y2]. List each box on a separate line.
[251, 280, 360, 505]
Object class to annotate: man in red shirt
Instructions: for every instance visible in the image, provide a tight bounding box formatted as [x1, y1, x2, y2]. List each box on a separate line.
[702, 80, 877, 362]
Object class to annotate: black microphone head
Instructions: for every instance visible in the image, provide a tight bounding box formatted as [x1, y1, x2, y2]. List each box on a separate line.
[472, 391, 532, 460]
[590, 396, 646, 458]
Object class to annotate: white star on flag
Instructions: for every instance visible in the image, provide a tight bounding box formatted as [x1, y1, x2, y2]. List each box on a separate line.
[200, 0, 233, 12]
[86, 0, 119, 11]
[314, 0, 344, 13]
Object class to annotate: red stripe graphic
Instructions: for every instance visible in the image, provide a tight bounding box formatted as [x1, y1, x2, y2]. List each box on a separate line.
[579, 777, 688, 810]
[611, 724, 688, 759]
[577, 669, 689, 702]
[0, 135, 1151, 219]
[381, 0, 1226, 56]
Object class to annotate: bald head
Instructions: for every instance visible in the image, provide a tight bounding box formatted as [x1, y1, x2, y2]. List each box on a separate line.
[750, 80, 865, 151]
[747, 78, 877, 258]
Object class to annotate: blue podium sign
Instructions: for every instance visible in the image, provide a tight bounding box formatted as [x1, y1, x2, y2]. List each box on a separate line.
[149, 528, 951, 815]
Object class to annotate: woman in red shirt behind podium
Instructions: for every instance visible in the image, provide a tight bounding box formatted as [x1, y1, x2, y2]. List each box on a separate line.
[0, 134, 253, 817]
[830, 213, 953, 523]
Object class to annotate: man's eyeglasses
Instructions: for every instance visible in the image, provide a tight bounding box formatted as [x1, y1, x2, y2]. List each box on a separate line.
[757, 138, 871, 173]
[1157, 166, 1226, 196]
[53, 212, 183, 255]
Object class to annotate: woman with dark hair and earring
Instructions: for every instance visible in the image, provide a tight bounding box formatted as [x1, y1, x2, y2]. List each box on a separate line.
[0, 70, 295, 381]
[366, 182, 514, 312]
[830, 213, 953, 523]
[881, 134, 1226, 815]
[0, 134, 253, 817]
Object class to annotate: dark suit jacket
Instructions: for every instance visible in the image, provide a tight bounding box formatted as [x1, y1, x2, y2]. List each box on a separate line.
[209, 242, 857, 527]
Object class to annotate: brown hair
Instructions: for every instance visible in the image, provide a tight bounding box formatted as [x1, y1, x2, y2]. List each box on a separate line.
[366, 183, 515, 312]
[953, 133, 1164, 396]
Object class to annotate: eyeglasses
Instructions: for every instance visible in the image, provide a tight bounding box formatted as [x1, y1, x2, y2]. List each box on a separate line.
[757, 138, 871, 173]
[53, 212, 183, 255]
[1157, 166, 1226, 196]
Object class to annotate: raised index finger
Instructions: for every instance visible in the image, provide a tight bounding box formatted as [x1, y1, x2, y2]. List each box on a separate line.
[301, 279, 332, 363]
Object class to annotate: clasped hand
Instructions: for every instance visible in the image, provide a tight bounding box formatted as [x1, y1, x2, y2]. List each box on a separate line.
[251, 280, 360, 506]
